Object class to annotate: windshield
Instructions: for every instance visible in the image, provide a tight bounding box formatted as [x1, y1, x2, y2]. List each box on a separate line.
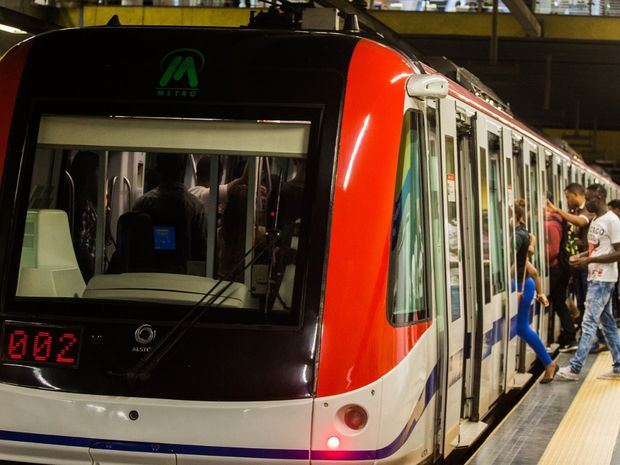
[14, 115, 309, 315]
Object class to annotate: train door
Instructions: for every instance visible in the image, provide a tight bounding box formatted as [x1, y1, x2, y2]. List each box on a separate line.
[454, 108, 486, 438]
[502, 129, 521, 389]
[522, 139, 540, 369]
[436, 97, 465, 457]
[477, 120, 508, 415]
[512, 138, 527, 372]
[548, 153, 562, 344]
[537, 148, 550, 346]
[389, 96, 447, 462]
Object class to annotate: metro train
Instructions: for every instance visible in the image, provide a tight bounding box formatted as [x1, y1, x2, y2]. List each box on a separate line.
[0, 20, 617, 465]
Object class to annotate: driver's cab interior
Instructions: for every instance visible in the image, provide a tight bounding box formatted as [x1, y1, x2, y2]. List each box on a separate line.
[16, 115, 310, 313]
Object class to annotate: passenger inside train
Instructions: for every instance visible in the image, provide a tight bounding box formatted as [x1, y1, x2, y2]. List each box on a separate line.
[189, 154, 249, 214]
[115, 152, 208, 275]
[14, 117, 310, 313]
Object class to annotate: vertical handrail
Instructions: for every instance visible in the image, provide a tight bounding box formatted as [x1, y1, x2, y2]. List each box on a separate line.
[108, 175, 119, 224]
[122, 176, 132, 210]
[64, 170, 76, 233]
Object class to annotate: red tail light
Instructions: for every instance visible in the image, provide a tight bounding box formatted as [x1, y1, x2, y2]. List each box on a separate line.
[343, 405, 368, 431]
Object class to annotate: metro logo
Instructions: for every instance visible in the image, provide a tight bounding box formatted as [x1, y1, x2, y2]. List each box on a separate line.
[157, 48, 205, 98]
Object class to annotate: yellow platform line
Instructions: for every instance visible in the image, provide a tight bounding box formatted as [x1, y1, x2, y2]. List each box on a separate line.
[537, 353, 620, 465]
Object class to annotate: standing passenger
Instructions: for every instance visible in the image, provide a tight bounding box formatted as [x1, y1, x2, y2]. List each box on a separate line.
[547, 183, 594, 325]
[557, 184, 620, 380]
[609, 200, 620, 219]
[608, 200, 620, 321]
[70, 151, 99, 282]
[513, 205, 558, 383]
[546, 193, 577, 351]
[133, 154, 208, 273]
[515, 199, 549, 307]
[189, 157, 247, 214]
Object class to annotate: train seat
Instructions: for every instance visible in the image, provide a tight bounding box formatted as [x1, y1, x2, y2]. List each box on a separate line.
[16, 209, 86, 298]
[273, 222, 299, 310]
[107, 211, 155, 273]
[108, 211, 200, 275]
[84, 272, 249, 307]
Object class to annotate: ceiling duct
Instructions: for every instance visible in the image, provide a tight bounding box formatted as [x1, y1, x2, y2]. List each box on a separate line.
[425, 56, 513, 116]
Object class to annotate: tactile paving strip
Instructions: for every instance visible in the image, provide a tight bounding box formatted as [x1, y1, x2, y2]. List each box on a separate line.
[537, 353, 620, 465]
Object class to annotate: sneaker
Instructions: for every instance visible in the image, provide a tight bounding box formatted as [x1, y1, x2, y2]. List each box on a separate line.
[559, 341, 578, 353]
[556, 366, 580, 381]
[597, 371, 620, 380]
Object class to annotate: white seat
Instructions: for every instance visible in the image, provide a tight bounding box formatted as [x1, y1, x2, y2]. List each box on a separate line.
[17, 210, 86, 298]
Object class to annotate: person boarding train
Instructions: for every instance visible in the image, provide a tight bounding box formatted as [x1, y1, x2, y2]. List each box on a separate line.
[513, 204, 558, 383]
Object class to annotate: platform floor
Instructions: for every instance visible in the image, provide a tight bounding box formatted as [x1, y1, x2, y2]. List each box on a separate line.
[467, 352, 620, 465]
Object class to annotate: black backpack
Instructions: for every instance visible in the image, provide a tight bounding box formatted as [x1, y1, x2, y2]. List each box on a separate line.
[548, 215, 575, 271]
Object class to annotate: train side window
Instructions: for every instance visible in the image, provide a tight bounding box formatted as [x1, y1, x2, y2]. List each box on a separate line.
[479, 145, 491, 304]
[445, 135, 462, 321]
[512, 138, 525, 202]
[387, 110, 429, 326]
[488, 132, 506, 294]
[529, 152, 540, 269]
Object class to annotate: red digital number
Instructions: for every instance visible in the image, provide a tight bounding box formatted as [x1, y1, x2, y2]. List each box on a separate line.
[55, 333, 77, 364]
[8, 330, 28, 360]
[33, 331, 52, 361]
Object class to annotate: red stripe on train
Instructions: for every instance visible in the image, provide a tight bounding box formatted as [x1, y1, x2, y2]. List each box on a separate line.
[0, 40, 32, 181]
[317, 39, 431, 397]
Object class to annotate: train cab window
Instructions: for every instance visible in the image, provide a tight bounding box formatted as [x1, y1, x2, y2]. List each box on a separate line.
[14, 115, 310, 316]
[387, 111, 428, 326]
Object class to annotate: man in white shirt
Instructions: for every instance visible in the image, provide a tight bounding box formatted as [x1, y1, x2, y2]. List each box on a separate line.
[189, 157, 246, 213]
[557, 184, 620, 381]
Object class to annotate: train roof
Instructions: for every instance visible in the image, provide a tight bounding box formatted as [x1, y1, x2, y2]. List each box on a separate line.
[420, 61, 616, 186]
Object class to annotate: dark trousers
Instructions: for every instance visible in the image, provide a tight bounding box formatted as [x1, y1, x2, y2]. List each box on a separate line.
[550, 264, 575, 343]
[573, 268, 589, 315]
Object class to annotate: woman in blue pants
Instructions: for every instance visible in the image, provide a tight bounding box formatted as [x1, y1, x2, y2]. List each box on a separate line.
[513, 204, 558, 383]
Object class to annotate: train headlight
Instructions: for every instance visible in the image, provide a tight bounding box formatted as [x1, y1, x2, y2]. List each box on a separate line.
[342, 405, 368, 431]
[327, 436, 340, 450]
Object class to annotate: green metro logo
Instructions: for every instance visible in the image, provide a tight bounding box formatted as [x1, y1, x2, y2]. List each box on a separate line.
[157, 48, 205, 98]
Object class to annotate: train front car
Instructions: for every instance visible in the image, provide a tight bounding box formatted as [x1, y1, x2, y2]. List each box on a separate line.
[0, 27, 441, 465]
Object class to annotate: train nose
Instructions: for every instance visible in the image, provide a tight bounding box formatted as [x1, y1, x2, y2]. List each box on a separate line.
[0, 383, 314, 465]
[90, 442, 175, 465]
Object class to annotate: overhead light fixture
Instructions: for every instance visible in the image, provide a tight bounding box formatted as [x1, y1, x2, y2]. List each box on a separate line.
[0, 24, 28, 34]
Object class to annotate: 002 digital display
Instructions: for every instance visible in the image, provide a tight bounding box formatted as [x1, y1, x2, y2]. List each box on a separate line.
[1, 323, 82, 367]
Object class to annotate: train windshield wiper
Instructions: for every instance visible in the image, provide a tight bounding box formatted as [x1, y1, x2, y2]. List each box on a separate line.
[122, 230, 280, 382]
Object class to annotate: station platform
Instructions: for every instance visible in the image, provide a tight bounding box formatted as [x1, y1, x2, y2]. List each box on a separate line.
[467, 352, 620, 465]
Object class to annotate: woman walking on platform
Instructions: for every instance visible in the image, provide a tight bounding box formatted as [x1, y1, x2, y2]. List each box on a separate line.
[513, 204, 558, 383]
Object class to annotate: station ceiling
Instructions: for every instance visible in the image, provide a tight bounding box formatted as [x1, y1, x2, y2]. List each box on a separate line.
[409, 35, 620, 134]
